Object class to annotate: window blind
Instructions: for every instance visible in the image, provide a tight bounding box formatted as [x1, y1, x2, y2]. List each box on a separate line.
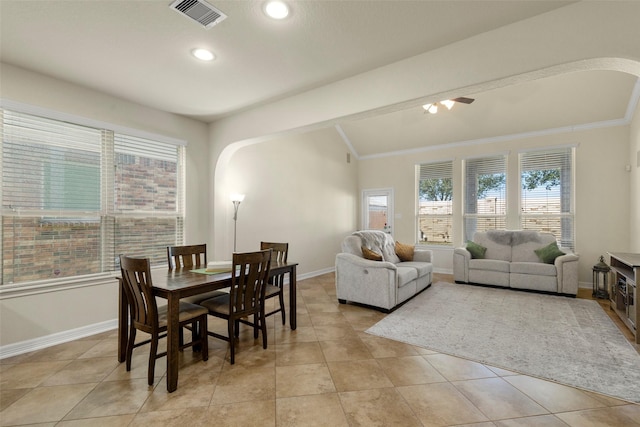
[520, 147, 574, 249]
[463, 155, 507, 241]
[417, 161, 453, 245]
[1, 109, 185, 285]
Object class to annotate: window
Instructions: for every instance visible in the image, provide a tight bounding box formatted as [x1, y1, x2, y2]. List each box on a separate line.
[520, 147, 575, 249]
[1, 109, 185, 285]
[362, 189, 393, 234]
[463, 154, 507, 241]
[417, 161, 453, 245]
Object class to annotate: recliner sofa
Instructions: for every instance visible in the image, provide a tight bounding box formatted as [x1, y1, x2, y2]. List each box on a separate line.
[453, 230, 579, 296]
[335, 230, 433, 311]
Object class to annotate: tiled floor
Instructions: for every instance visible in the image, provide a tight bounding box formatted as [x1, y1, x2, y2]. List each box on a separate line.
[1, 273, 639, 426]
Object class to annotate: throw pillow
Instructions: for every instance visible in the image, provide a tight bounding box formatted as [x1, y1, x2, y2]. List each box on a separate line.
[534, 241, 565, 264]
[395, 241, 415, 262]
[466, 240, 487, 259]
[361, 246, 383, 261]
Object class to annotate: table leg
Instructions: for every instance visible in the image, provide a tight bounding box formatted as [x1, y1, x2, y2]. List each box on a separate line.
[117, 279, 127, 363]
[166, 295, 180, 392]
[289, 265, 297, 330]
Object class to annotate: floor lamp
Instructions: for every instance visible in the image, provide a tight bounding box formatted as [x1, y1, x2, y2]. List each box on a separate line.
[230, 193, 245, 252]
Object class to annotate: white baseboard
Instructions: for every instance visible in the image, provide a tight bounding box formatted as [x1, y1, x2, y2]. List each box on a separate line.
[0, 319, 118, 360]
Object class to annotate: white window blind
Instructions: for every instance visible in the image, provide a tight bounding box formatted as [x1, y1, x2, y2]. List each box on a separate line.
[0, 109, 185, 285]
[520, 147, 574, 249]
[463, 155, 507, 241]
[417, 161, 453, 245]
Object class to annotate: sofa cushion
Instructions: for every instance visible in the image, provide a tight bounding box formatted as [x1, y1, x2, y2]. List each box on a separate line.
[466, 240, 487, 259]
[396, 266, 418, 287]
[511, 261, 557, 277]
[398, 261, 433, 277]
[469, 259, 510, 273]
[361, 246, 382, 261]
[395, 241, 415, 261]
[534, 242, 565, 264]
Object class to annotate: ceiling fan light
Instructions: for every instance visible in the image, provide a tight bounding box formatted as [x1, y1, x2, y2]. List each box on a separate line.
[441, 99, 455, 110]
[422, 103, 432, 111]
[428, 104, 438, 114]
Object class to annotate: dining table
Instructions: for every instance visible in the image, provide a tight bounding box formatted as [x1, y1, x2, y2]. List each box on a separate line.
[117, 260, 298, 392]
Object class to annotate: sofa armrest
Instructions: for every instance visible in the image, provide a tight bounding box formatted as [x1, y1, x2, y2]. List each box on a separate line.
[554, 253, 579, 295]
[335, 253, 398, 310]
[453, 247, 471, 283]
[412, 249, 433, 263]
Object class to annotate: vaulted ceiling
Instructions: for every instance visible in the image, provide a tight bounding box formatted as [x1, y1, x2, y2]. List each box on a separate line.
[1, 1, 637, 157]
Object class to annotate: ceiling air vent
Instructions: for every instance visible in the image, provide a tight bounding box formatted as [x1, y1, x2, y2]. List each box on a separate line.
[170, 0, 227, 29]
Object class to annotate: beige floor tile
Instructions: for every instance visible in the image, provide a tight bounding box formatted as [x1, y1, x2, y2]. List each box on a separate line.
[0, 383, 96, 426]
[6, 341, 102, 364]
[0, 387, 30, 412]
[453, 377, 549, 420]
[63, 379, 154, 420]
[129, 406, 209, 426]
[486, 365, 519, 377]
[139, 373, 216, 412]
[57, 414, 137, 426]
[275, 342, 325, 366]
[339, 388, 422, 426]
[275, 363, 336, 398]
[208, 400, 276, 427]
[305, 302, 341, 314]
[0, 360, 71, 389]
[397, 382, 489, 427]
[78, 338, 119, 359]
[276, 393, 348, 427]
[424, 353, 497, 381]
[327, 359, 394, 392]
[40, 357, 119, 386]
[359, 334, 420, 358]
[377, 355, 447, 386]
[503, 375, 606, 413]
[210, 366, 275, 405]
[318, 338, 373, 362]
[312, 324, 357, 341]
[555, 405, 640, 426]
[272, 325, 318, 344]
[494, 414, 573, 427]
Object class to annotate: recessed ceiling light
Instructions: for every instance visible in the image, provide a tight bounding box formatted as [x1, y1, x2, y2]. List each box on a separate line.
[191, 48, 215, 61]
[265, 1, 289, 19]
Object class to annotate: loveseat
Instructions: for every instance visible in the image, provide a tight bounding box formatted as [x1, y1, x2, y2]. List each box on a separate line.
[453, 230, 579, 296]
[335, 230, 433, 311]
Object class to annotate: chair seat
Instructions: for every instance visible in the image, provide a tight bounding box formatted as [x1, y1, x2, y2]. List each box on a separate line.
[182, 289, 229, 305]
[157, 301, 209, 327]
[200, 294, 231, 315]
[264, 284, 282, 298]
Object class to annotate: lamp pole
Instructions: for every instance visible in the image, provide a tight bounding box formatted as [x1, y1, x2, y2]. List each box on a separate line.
[230, 194, 245, 252]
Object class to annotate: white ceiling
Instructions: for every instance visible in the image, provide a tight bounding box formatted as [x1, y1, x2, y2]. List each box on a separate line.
[0, 0, 637, 157]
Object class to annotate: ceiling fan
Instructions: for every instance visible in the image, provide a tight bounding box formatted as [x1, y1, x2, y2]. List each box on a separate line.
[423, 97, 475, 114]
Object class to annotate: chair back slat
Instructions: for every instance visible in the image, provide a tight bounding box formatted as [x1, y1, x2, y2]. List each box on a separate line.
[230, 249, 271, 316]
[120, 255, 158, 331]
[167, 244, 207, 269]
[260, 242, 288, 263]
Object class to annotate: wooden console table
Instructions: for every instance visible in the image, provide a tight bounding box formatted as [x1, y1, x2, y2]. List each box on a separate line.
[608, 252, 639, 344]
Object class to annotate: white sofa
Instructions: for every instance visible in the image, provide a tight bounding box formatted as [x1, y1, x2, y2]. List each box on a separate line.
[335, 230, 433, 311]
[453, 230, 579, 296]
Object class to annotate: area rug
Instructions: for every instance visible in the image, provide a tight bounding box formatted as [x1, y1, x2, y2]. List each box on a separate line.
[365, 282, 640, 402]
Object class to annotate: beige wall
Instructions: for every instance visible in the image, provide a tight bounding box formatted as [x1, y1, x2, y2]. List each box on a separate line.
[357, 125, 632, 286]
[631, 101, 640, 253]
[0, 64, 210, 347]
[215, 128, 358, 274]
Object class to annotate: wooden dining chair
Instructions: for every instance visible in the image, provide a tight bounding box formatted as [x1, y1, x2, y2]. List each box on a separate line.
[120, 255, 209, 385]
[167, 244, 228, 304]
[260, 242, 288, 325]
[199, 249, 272, 364]
[167, 244, 207, 269]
